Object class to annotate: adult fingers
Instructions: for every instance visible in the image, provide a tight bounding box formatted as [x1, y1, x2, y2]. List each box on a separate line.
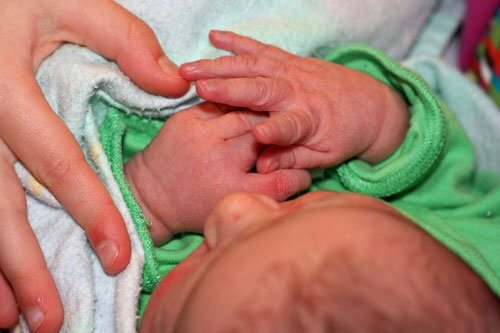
[251, 110, 314, 146]
[58, 0, 189, 97]
[245, 169, 311, 202]
[0, 271, 18, 329]
[0, 150, 63, 332]
[256, 145, 333, 173]
[208, 30, 293, 60]
[0, 142, 19, 329]
[180, 54, 284, 81]
[226, 133, 263, 172]
[195, 78, 292, 111]
[216, 110, 268, 139]
[0, 67, 131, 275]
[186, 102, 237, 120]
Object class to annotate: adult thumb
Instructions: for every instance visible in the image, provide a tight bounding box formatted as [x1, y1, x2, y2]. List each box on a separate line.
[251, 110, 313, 146]
[61, 0, 190, 97]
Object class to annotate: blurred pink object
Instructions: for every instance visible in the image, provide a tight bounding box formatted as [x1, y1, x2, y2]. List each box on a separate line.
[459, 0, 500, 70]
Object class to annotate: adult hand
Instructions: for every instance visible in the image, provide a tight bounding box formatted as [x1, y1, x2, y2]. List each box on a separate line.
[180, 31, 408, 173]
[0, 0, 189, 331]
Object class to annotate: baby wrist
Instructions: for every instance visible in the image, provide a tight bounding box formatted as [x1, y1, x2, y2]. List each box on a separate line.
[322, 44, 446, 197]
[358, 83, 409, 164]
[124, 153, 175, 243]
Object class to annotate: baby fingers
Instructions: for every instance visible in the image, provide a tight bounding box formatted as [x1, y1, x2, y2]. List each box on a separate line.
[208, 30, 293, 60]
[216, 110, 268, 139]
[195, 78, 292, 111]
[252, 111, 314, 146]
[257, 145, 335, 174]
[180, 54, 286, 80]
[245, 169, 311, 202]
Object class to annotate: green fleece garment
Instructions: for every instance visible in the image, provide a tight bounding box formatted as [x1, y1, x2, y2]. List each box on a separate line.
[98, 45, 500, 319]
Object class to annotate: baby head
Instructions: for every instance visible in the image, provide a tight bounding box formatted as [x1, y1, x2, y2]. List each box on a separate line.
[141, 192, 500, 332]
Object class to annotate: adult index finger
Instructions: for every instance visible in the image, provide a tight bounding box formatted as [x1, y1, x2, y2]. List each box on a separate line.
[0, 66, 131, 276]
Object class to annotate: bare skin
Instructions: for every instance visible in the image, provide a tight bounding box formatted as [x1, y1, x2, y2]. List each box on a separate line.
[125, 34, 410, 245]
[180, 31, 409, 172]
[124, 103, 312, 245]
[0, 0, 189, 331]
[123, 34, 499, 331]
[140, 192, 500, 332]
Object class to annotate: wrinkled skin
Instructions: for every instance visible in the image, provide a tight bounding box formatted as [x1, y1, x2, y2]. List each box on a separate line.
[124, 102, 312, 245]
[0, 0, 189, 331]
[180, 31, 409, 172]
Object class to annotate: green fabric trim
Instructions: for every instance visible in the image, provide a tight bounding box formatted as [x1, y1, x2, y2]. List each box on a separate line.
[98, 108, 203, 318]
[312, 45, 500, 295]
[323, 45, 446, 197]
[97, 44, 499, 326]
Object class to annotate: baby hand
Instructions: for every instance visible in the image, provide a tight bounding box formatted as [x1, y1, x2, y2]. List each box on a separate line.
[180, 31, 409, 173]
[124, 102, 311, 245]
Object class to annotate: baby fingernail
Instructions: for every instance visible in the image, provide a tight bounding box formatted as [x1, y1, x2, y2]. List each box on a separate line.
[158, 55, 183, 79]
[204, 221, 218, 249]
[97, 240, 119, 271]
[180, 63, 199, 73]
[210, 30, 228, 38]
[25, 307, 45, 332]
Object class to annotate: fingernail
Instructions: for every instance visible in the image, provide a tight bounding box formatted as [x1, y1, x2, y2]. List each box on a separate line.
[204, 220, 218, 250]
[210, 30, 227, 36]
[25, 307, 45, 332]
[268, 161, 279, 172]
[158, 55, 183, 79]
[198, 80, 217, 93]
[180, 62, 198, 73]
[97, 240, 119, 271]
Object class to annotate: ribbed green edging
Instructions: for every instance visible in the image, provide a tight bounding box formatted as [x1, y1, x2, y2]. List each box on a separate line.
[99, 108, 163, 291]
[325, 45, 446, 198]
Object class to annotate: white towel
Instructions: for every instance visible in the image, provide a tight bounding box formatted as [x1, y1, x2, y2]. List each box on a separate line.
[12, 0, 463, 331]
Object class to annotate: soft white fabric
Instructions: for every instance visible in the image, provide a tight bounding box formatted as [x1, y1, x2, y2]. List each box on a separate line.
[14, 0, 450, 331]
[406, 56, 500, 171]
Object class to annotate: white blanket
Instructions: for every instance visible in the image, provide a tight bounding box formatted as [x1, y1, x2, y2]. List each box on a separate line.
[14, 0, 476, 331]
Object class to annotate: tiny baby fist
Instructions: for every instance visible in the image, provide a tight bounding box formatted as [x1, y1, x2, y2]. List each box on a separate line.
[124, 102, 311, 245]
[180, 31, 409, 172]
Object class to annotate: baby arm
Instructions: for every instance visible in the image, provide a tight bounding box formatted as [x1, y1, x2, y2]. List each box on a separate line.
[180, 31, 409, 172]
[124, 102, 311, 245]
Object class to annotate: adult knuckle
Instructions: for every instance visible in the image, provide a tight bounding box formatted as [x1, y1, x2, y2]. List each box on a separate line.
[275, 172, 293, 197]
[0, 192, 27, 224]
[252, 78, 271, 108]
[9, 264, 47, 288]
[41, 154, 86, 188]
[240, 55, 260, 75]
[126, 16, 154, 42]
[273, 79, 290, 102]
[272, 61, 288, 77]
[258, 42, 274, 55]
